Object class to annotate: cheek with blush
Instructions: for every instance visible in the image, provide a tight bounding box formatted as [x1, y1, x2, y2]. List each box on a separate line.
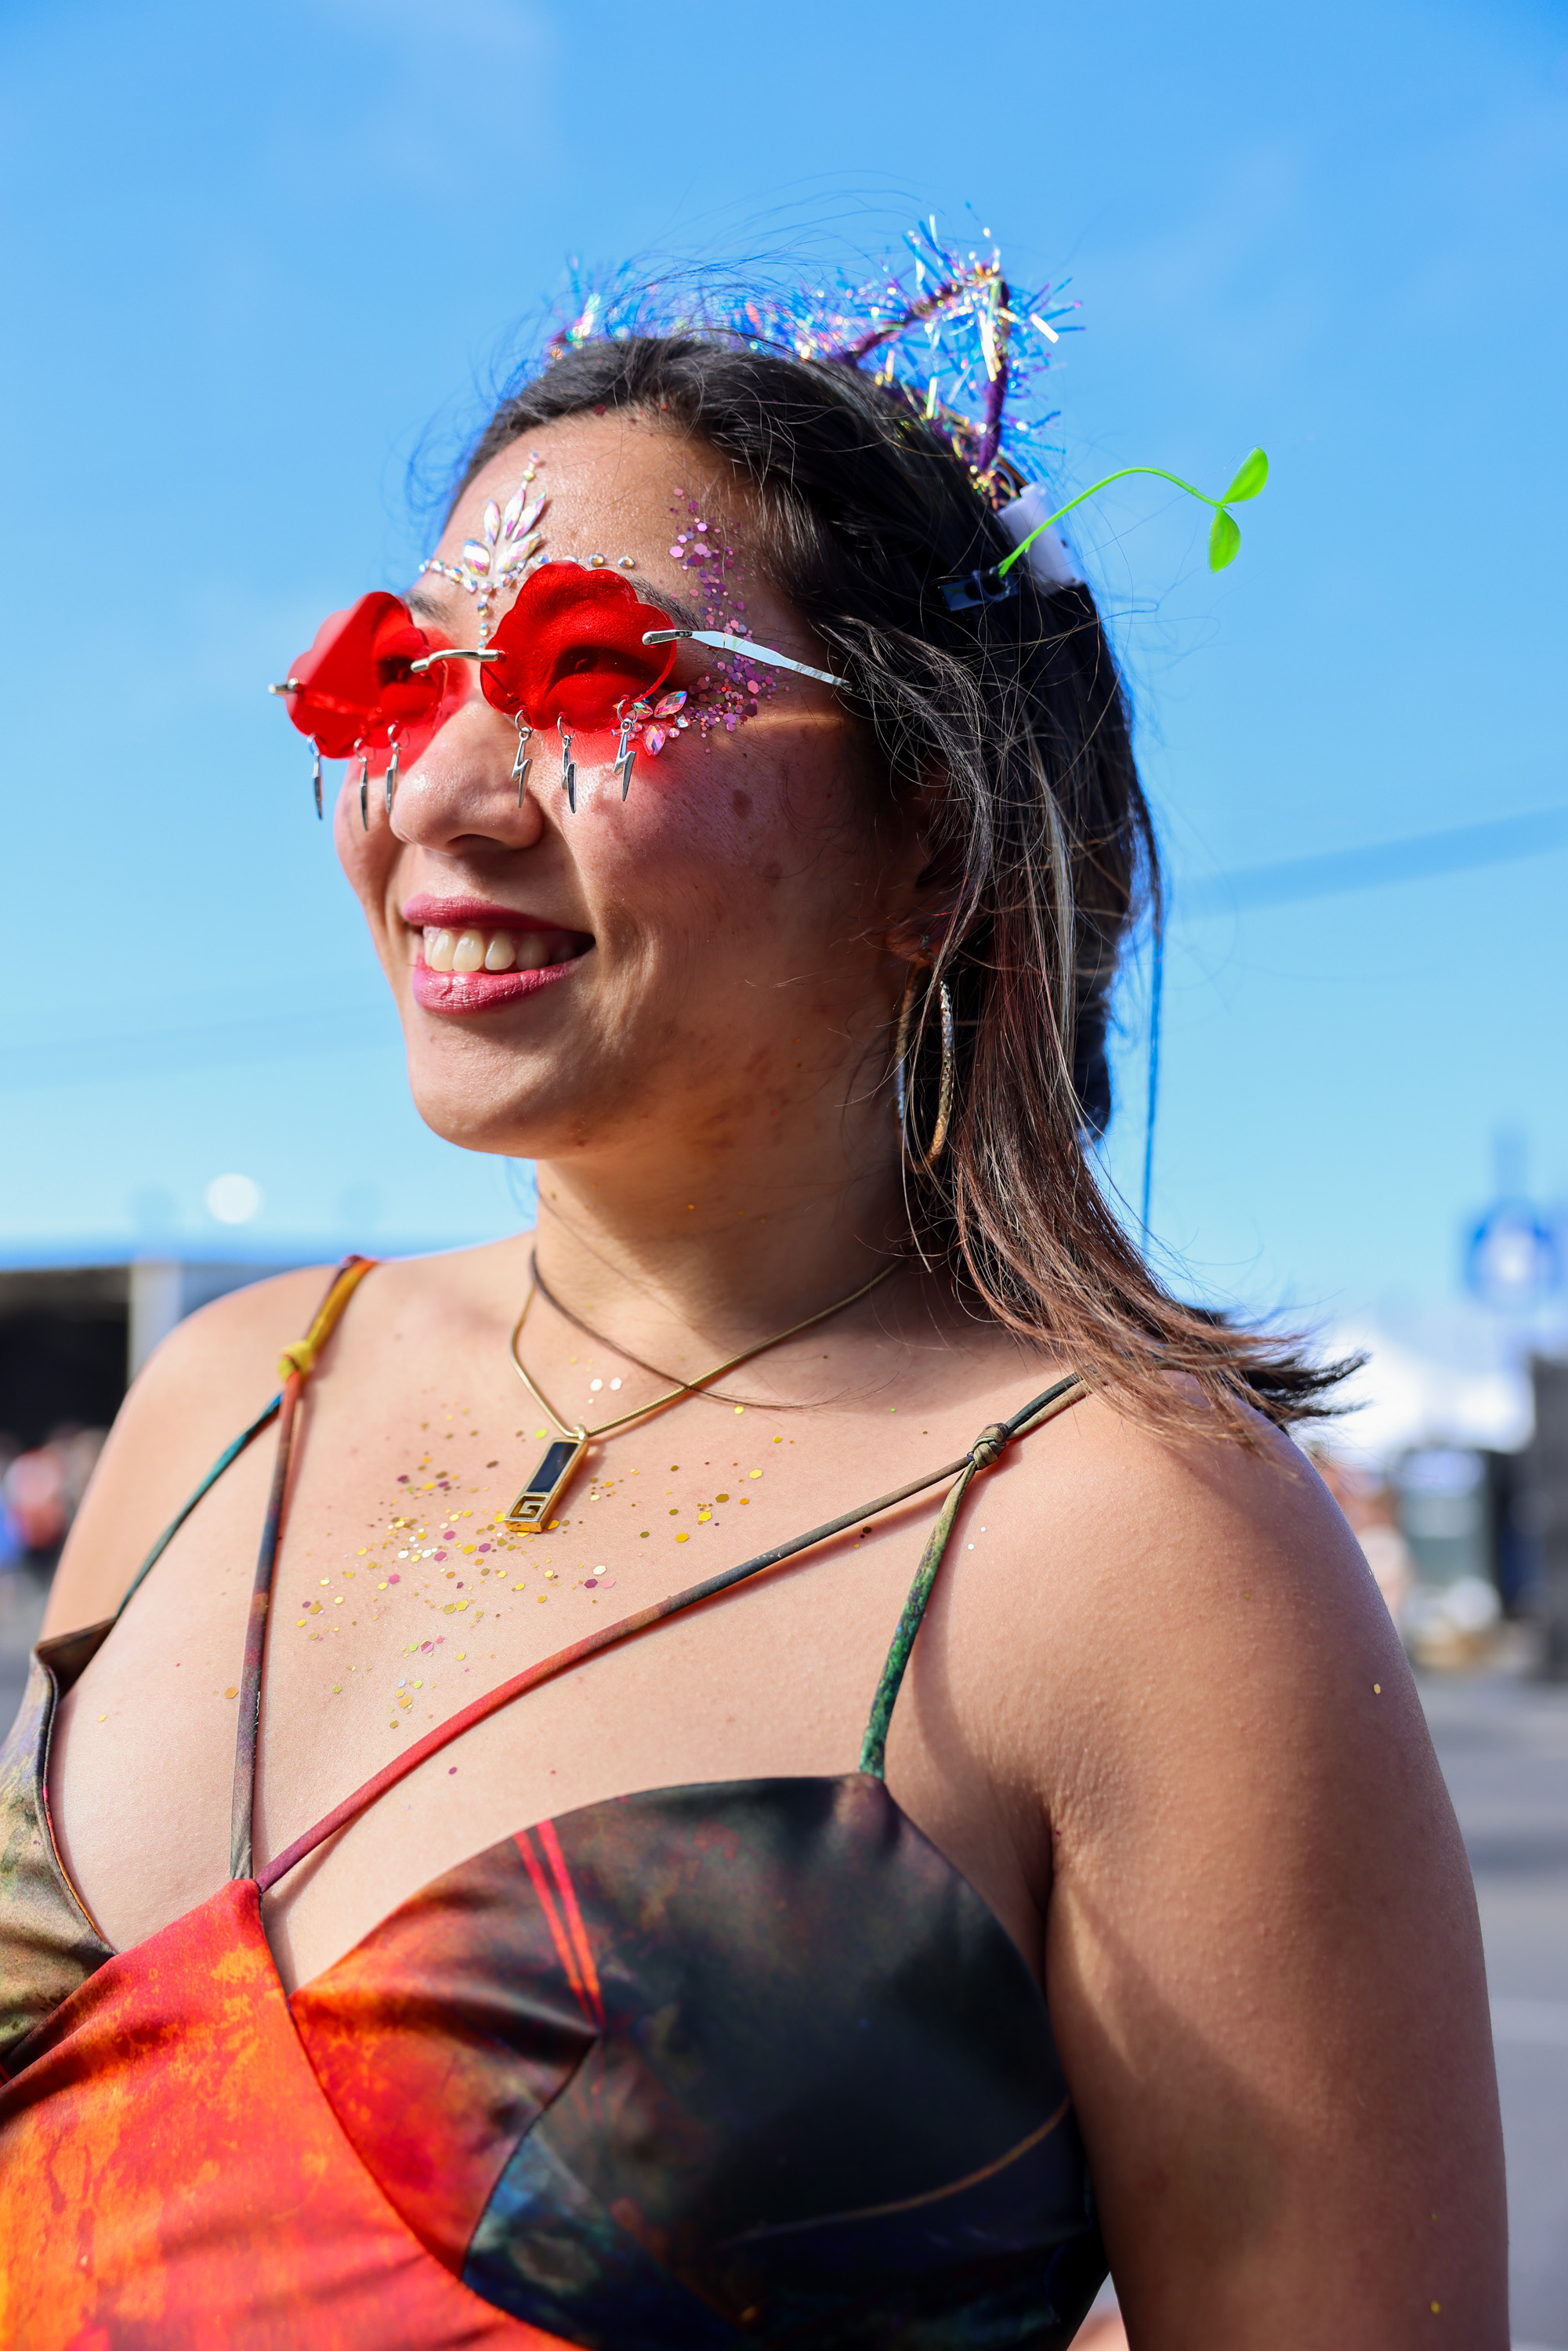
[332, 768, 404, 926]
[589, 731, 853, 961]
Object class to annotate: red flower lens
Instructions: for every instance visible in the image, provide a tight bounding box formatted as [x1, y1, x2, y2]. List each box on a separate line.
[481, 564, 675, 734]
[282, 592, 448, 757]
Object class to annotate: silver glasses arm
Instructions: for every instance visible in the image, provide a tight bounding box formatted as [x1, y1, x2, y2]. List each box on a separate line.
[640, 629, 839, 687]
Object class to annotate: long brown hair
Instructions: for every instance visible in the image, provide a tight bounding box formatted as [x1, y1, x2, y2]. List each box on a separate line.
[455, 335, 1347, 1436]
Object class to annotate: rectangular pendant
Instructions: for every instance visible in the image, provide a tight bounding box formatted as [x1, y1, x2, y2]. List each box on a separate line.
[506, 1434, 588, 1530]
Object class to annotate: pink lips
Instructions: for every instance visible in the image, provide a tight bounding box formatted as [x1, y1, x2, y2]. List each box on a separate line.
[410, 960, 581, 1014]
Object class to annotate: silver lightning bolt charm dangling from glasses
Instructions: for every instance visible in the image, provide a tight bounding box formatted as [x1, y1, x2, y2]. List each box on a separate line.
[612, 706, 637, 801]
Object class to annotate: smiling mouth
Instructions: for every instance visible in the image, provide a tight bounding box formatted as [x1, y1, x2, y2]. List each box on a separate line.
[418, 923, 590, 974]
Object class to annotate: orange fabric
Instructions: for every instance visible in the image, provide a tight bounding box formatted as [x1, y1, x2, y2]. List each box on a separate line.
[0, 1879, 570, 2351]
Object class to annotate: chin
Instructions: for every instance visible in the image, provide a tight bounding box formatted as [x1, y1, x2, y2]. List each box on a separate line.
[399, 1034, 559, 1162]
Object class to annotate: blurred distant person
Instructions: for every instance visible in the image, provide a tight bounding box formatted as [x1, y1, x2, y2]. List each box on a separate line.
[2, 1443, 69, 1558]
[0, 1427, 107, 1565]
[0, 1434, 20, 1568]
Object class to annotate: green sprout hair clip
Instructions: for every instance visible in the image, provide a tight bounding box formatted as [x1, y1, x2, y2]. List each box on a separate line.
[940, 447, 1270, 612]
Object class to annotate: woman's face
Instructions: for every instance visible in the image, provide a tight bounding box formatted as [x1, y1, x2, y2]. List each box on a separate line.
[336, 412, 925, 1190]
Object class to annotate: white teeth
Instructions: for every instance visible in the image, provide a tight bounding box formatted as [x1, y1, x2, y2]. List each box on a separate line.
[421, 923, 580, 975]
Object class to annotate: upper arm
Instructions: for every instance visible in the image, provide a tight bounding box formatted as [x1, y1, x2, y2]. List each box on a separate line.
[1033, 1414, 1506, 2348]
[42, 1265, 335, 1640]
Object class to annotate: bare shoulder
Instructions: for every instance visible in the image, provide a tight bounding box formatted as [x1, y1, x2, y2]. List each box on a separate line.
[42, 1262, 339, 1639]
[987, 1382, 1443, 1890]
[1026, 1386, 1399, 1708]
[972, 1389, 1506, 2340]
[43, 1239, 533, 1641]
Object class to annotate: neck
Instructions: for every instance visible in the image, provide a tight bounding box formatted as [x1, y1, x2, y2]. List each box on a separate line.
[530, 1128, 911, 1360]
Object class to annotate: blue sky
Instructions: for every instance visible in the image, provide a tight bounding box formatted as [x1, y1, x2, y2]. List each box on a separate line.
[2, 0, 1564, 1336]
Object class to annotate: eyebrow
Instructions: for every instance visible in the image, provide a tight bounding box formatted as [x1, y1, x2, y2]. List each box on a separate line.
[639, 581, 704, 630]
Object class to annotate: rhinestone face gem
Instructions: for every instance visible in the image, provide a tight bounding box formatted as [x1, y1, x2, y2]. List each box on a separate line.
[418, 473, 552, 642]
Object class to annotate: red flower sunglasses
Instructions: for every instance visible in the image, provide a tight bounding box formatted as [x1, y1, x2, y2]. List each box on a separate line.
[270, 561, 839, 821]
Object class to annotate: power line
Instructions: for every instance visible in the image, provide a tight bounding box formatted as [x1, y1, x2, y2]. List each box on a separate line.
[1176, 804, 1568, 921]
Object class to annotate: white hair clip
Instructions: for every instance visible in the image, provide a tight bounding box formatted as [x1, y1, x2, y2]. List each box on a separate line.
[997, 486, 1083, 589]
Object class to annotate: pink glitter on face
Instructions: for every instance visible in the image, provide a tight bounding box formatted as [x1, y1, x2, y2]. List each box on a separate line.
[657, 492, 782, 747]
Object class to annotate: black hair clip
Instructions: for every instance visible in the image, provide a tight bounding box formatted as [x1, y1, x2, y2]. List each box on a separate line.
[939, 563, 1022, 614]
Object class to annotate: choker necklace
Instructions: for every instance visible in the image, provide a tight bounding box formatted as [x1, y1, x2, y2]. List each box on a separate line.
[505, 1255, 900, 1530]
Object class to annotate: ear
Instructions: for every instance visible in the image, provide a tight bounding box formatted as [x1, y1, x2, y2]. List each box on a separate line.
[878, 770, 964, 963]
[882, 904, 955, 965]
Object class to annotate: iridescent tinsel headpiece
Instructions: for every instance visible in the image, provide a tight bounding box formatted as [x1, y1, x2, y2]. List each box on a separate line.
[544, 219, 1081, 513]
[534, 223, 1266, 610]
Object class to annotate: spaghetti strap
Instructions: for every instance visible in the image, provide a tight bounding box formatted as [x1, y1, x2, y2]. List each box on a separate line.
[228, 1255, 379, 1879]
[255, 1371, 1085, 1900]
[112, 1397, 283, 1623]
[110, 1257, 380, 1639]
[857, 1375, 1084, 1778]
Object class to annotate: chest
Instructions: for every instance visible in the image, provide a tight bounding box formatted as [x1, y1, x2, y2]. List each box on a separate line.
[48, 1363, 1056, 1990]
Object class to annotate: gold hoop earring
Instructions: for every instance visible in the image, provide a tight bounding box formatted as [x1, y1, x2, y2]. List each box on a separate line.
[893, 969, 954, 1168]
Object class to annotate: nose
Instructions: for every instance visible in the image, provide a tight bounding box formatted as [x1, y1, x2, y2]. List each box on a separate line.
[389, 694, 547, 854]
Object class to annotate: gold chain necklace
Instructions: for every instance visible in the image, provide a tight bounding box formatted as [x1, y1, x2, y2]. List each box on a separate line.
[504, 1255, 900, 1529]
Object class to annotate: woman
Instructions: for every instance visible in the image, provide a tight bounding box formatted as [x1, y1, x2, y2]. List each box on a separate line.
[0, 305, 1506, 2346]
